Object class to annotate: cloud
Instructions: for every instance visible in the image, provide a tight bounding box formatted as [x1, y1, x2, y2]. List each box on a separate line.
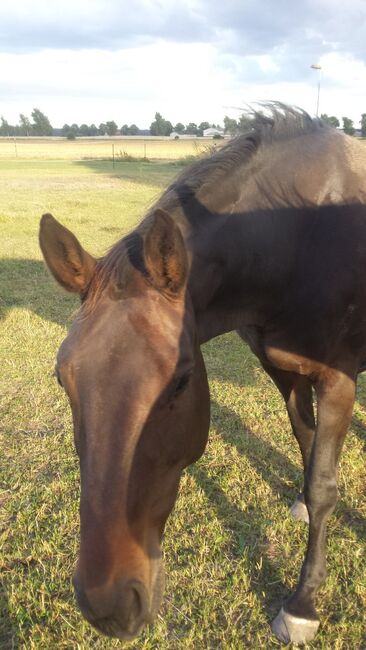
[1, 0, 366, 63]
[0, 0, 365, 125]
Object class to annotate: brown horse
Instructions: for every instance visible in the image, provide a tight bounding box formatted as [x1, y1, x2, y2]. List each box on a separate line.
[39, 106, 366, 645]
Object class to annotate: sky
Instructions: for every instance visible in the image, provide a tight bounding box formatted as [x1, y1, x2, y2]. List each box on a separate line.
[1, 0, 366, 129]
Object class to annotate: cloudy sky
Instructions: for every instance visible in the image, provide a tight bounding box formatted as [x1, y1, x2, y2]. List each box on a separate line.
[1, 0, 366, 129]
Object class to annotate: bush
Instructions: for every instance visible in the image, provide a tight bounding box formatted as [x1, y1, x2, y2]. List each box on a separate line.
[66, 132, 76, 140]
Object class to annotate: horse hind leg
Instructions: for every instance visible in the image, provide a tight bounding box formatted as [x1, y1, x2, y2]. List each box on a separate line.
[262, 365, 315, 522]
[271, 367, 356, 644]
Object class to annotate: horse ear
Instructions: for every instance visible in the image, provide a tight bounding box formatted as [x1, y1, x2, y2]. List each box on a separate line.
[144, 209, 188, 296]
[39, 213, 97, 293]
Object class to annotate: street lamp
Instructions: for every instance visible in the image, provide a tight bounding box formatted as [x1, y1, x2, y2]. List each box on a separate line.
[310, 64, 322, 117]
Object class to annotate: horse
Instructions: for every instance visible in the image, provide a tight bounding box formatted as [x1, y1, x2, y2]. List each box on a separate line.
[39, 106, 366, 645]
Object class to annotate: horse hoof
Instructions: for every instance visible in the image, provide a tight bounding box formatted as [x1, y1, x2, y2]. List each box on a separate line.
[271, 607, 319, 645]
[290, 496, 309, 523]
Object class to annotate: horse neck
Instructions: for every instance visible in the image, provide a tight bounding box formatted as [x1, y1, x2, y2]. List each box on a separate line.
[184, 201, 304, 344]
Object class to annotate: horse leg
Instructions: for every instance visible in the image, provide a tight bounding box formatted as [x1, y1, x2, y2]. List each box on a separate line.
[271, 368, 356, 644]
[263, 365, 315, 523]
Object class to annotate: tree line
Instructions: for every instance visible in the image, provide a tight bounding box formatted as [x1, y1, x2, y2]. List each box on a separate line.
[1, 108, 366, 138]
[320, 114, 366, 136]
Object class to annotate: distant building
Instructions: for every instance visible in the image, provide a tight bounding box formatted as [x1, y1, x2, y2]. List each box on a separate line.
[203, 127, 224, 138]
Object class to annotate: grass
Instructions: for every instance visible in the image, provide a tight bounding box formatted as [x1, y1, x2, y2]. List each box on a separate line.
[0, 153, 365, 649]
[0, 138, 209, 161]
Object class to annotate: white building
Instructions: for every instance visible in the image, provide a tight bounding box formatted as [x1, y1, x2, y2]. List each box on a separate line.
[203, 127, 224, 138]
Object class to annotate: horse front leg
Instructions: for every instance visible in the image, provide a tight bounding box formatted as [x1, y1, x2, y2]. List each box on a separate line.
[271, 366, 356, 645]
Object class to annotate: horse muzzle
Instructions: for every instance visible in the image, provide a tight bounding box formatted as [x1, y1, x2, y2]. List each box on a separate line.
[73, 560, 165, 640]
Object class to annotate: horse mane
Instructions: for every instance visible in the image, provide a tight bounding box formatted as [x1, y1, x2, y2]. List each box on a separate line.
[159, 103, 326, 211]
[81, 104, 330, 314]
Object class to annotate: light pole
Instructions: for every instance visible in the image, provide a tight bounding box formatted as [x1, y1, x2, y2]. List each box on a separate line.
[310, 64, 322, 117]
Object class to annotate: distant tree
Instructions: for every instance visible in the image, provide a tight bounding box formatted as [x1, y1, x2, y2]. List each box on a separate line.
[165, 121, 173, 136]
[120, 123, 140, 135]
[360, 113, 366, 137]
[185, 122, 199, 135]
[320, 114, 340, 128]
[238, 113, 255, 133]
[98, 123, 107, 135]
[128, 124, 139, 135]
[198, 121, 210, 135]
[79, 124, 91, 136]
[0, 116, 11, 136]
[89, 124, 98, 136]
[106, 121, 118, 136]
[150, 112, 172, 136]
[174, 122, 185, 134]
[224, 115, 239, 135]
[19, 113, 31, 136]
[31, 108, 52, 135]
[342, 117, 355, 136]
[61, 123, 78, 139]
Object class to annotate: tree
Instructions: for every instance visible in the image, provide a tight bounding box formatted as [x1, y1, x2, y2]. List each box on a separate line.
[120, 124, 129, 135]
[106, 121, 118, 136]
[238, 113, 255, 133]
[89, 124, 98, 136]
[342, 117, 355, 136]
[98, 123, 107, 135]
[128, 124, 139, 135]
[31, 108, 52, 135]
[224, 115, 238, 135]
[0, 116, 11, 136]
[19, 113, 31, 136]
[174, 122, 185, 134]
[79, 124, 91, 136]
[360, 114, 366, 137]
[185, 122, 199, 135]
[198, 121, 210, 135]
[320, 114, 340, 128]
[150, 112, 172, 136]
[61, 123, 78, 138]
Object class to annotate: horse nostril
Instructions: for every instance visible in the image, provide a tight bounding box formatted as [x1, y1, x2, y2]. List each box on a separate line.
[126, 585, 143, 634]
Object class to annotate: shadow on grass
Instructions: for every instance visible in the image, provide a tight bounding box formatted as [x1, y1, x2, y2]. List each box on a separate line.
[188, 459, 287, 622]
[195, 397, 366, 568]
[0, 258, 77, 328]
[0, 579, 19, 649]
[185, 397, 366, 638]
[72, 159, 185, 190]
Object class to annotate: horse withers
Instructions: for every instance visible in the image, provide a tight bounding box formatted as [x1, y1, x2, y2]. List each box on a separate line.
[39, 107, 366, 644]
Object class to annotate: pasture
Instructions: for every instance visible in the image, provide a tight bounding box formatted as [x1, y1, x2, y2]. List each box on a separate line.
[0, 137, 209, 162]
[0, 150, 365, 648]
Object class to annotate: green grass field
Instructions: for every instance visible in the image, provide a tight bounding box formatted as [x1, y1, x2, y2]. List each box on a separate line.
[0, 138, 208, 161]
[0, 152, 365, 649]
